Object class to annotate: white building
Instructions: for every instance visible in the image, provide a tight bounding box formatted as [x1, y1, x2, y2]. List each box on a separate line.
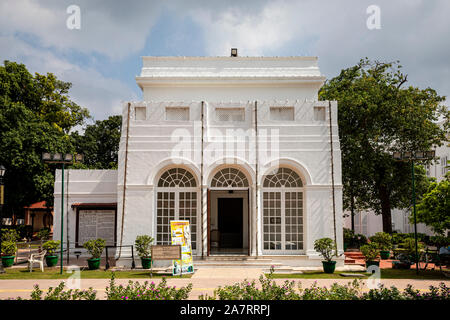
[54, 54, 344, 267]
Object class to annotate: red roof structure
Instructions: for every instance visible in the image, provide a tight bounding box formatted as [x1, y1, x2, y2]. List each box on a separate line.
[23, 201, 51, 210]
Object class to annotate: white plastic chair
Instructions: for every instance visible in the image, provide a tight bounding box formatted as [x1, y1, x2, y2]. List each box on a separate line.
[28, 250, 47, 272]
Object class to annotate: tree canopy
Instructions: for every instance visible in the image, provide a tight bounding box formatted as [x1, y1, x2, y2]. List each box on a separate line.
[319, 58, 449, 233]
[415, 171, 450, 235]
[0, 61, 90, 216]
[71, 115, 122, 169]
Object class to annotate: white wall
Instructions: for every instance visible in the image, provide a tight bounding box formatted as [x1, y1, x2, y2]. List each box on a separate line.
[53, 169, 117, 256]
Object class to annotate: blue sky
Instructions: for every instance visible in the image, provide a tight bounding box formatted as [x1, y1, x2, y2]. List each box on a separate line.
[1, 0, 449, 122]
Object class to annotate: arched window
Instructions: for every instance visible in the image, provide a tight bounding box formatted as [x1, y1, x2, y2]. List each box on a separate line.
[211, 167, 249, 188]
[263, 167, 303, 188]
[262, 167, 303, 253]
[156, 168, 198, 251]
[158, 168, 196, 187]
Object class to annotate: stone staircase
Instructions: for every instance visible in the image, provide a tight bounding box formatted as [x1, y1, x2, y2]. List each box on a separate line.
[344, 251, 366, 267]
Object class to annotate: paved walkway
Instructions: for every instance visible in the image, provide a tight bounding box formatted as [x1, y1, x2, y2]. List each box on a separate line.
[1, 268, 448, 300]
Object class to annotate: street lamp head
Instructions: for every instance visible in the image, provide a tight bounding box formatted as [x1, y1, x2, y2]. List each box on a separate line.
[403, 151, 412, 160]
[52, 153, 62, 161]
[414, 151, 425, 160]
[64, 153, 73, 162]
[42, 152, 52, 161]
[75, 154, 84, 163]
[425, 150, 435, 159]
[393, 152, 402, 160]
[0, 164, 5, 177]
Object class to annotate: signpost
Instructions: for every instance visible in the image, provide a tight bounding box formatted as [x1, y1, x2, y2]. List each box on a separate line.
[150, 245, 181, 277]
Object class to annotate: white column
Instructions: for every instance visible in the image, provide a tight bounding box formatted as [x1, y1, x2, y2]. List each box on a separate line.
[201, 186, 208, 257]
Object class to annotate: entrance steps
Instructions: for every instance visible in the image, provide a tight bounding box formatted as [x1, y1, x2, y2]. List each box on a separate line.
[344, 251, 366, 266]
[194, 256, 282, 268]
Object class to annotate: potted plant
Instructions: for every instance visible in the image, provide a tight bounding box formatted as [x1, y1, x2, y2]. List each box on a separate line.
[83, 238, 106, 270]
[392, 237, 424, 269]
[360, 242, 380, 268]
[370, 232, 392, 260]
[42, 240, 60, 267]
[314, 237, 337, 273]
[1, 240, 17, 267]
[135, 235, 154, 269]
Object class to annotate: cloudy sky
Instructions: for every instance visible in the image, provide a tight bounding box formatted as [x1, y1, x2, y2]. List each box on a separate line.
[1, 0, 449, 121]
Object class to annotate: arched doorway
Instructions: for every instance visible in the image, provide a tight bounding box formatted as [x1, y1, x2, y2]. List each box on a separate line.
[262, 167, 304, 254]
[208, 167, 250, 255]
[155, 167, 199, 252]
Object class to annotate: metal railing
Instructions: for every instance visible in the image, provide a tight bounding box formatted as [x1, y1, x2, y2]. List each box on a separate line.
[105, 245, 135, 270]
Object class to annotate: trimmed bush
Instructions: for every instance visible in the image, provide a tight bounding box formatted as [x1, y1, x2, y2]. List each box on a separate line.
[105, 273, 192, 300]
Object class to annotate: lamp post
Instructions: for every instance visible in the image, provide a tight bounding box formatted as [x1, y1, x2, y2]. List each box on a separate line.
[392, 150, 435, 274]
[0, 165, 6, 274]
[42, 153, 83, 274]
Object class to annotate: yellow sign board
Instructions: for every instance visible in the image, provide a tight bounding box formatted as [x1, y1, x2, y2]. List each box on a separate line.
[170, 220, 194, 275]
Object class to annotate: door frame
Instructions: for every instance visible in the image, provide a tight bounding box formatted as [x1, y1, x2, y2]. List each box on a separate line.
[207, 188, 250, 256]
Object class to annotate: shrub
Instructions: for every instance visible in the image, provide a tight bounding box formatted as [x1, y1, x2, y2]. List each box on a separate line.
[1, 241, 17, 256]
[392, 233, 429, 246]
[199, 268, 300, 300]
[17, 225, 33, 240]
[369, 232, 392, 251]
[401, 237, 424, 258]
[343, 229, 368, 249]
[299, 280, 362, 300]
[360, 243, 379, 261]
[403, 283, 450, 300]
[83, 238, 106, 259]
[363, 284, 405, 300]
[105, 273, 192, 300]
[428, 235, 450, 248]
[343, 228, 354, 244]
[42, 240, 60, 256]
[37, 228, 51, 241]
[314, 238, 336, 262]
[30, 282, 97, 300]
[135, 235, 154, 258]
[1, 229, 19, 242]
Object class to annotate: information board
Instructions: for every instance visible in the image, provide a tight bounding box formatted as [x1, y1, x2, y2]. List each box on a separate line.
[78, 210, 115, 245]
[151, 245, 181, 260]
[170, 220, 194, 275]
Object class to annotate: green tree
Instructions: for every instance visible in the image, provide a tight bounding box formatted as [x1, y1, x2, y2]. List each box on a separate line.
[0, 61, 90, 217]
[71, 115, 122, 169]
[319, 58, 449, 233]
[415, 173, 450, 235]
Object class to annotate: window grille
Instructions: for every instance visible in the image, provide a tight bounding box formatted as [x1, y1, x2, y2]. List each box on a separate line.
[156, 168, 198, 250]
[157, 168, 197, 187]
[135, 107, 146, 120]
[165, 107, 189, 121]
[270, 107, 294, 121]
[313, 106, 326, 121]
[211, 167, 249, 188]
[215, 108, 245, 122]
[263, 167, 303, 188]
[262, 167, 303, 252]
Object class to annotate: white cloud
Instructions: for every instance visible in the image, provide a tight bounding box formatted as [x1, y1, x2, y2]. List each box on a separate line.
[183, 0, 450, 100]
[0, 0, 163, 60]
[0, 35, 136, 120]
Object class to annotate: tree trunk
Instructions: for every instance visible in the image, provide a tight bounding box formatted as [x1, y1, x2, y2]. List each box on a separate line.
[379, 185, 392, 233]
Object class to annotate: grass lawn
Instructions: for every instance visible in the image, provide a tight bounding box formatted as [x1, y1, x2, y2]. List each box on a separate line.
[269, 269, 450, 280]
[0, 268, 192, 280]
